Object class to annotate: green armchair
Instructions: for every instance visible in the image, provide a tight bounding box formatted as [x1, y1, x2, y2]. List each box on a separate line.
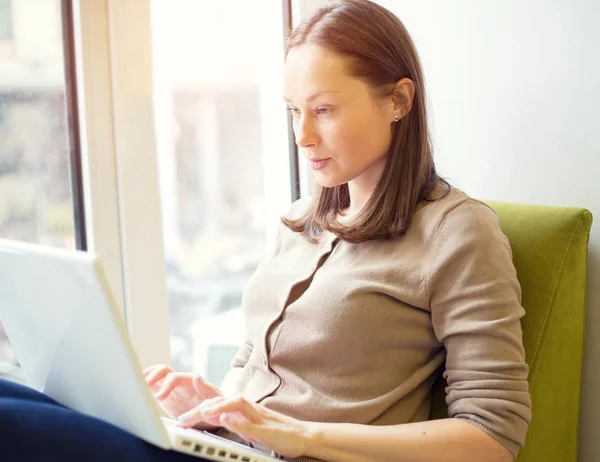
[429, 200, 593, 461]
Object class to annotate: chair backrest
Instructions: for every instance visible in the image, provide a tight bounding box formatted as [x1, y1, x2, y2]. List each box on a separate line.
[429, 201, 593, 462]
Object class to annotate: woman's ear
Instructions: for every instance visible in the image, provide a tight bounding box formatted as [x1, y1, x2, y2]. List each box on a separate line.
[393, 78, 415, 118]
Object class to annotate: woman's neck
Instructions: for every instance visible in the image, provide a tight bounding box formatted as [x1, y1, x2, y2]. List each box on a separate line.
[340, 156, 387, 221]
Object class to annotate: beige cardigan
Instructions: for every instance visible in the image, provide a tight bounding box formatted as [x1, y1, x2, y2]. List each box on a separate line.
[220, 186, 531, 461]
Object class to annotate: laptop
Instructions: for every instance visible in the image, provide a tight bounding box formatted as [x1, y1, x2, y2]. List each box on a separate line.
[0, 239, 280, 462]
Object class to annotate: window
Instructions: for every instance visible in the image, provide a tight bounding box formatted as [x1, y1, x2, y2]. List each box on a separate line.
[0, 0, 80, 383]
[150, 0, 291, 384]
[0, 0, 296, 385]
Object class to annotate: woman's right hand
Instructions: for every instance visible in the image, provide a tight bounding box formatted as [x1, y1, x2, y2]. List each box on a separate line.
[143, 365, 226, 430]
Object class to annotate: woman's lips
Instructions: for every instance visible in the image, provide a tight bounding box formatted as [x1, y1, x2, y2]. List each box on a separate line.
[308, 158, 330, 170]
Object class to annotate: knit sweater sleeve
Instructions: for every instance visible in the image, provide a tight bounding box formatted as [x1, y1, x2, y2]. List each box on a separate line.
[426, 199, 532, 459]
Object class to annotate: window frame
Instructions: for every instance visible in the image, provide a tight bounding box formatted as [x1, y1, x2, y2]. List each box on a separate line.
[73, 0, 171, 368]
[283, 0, 301, 202]
[61, 0, 87, 251]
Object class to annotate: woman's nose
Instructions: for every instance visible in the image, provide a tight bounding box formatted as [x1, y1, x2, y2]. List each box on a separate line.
[294, 116, 318, 148]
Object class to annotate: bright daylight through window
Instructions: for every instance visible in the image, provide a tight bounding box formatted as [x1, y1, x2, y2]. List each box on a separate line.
[151, 0, 290, 384]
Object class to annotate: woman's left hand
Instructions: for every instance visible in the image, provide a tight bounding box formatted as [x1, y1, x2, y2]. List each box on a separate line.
[176, 396, 314, 458]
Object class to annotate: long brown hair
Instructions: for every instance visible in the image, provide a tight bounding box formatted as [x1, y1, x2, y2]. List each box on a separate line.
[282, 0, 449, 243]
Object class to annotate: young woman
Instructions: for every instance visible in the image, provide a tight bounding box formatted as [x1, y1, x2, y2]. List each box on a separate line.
[0, 1, 530, 461]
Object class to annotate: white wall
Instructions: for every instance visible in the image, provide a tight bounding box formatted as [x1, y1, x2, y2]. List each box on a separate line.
[376, 1, 599, 460]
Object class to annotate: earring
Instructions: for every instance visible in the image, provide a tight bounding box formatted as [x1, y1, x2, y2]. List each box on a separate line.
[394, 115, 399, 123]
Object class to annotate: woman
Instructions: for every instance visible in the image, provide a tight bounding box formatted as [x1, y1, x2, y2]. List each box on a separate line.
[0, 1, 531, 461]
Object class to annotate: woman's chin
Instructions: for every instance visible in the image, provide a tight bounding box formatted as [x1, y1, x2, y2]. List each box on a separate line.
[315, 179, 341, 188]
[313, 173, 346, 189]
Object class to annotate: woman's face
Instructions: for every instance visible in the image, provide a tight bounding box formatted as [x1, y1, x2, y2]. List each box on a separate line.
[283, 44, 399, 188]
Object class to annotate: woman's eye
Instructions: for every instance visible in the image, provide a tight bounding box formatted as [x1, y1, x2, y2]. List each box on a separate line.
[286, 106, 332, 116]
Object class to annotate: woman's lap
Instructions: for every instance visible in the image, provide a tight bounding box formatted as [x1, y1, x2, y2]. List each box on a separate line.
[0, 377, 60, 406]
[0, 379, 209, 462]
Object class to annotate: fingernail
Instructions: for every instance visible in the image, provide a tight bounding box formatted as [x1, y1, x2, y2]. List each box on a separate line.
[178, 413, 190, 422]
[200, 406, 214, 415]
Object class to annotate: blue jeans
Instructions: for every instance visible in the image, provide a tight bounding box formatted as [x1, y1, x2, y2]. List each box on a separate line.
[0, 378, 207, 462]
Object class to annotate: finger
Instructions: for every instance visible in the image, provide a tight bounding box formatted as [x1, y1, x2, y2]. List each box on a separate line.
[198, 395, 227, 409]
[176, 396, 227, 428]
[219, 413, 261, 445]
[154, 373, 195, 400]
[142, 365, 158, 377]
[198, 397, 261, 423]
[192, 375, 222, 399]
[143, 364, 169, 378]
[148, 380, 163, 394]
[177, 396, 227, 427]
[148, 379, 165, 397]
[220, 412, 248, 429]
[145, 366, 169, 383]
[145, 366, 173, 388]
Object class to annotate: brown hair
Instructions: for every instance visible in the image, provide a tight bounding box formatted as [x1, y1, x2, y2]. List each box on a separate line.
[282, 0, 449, 243]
